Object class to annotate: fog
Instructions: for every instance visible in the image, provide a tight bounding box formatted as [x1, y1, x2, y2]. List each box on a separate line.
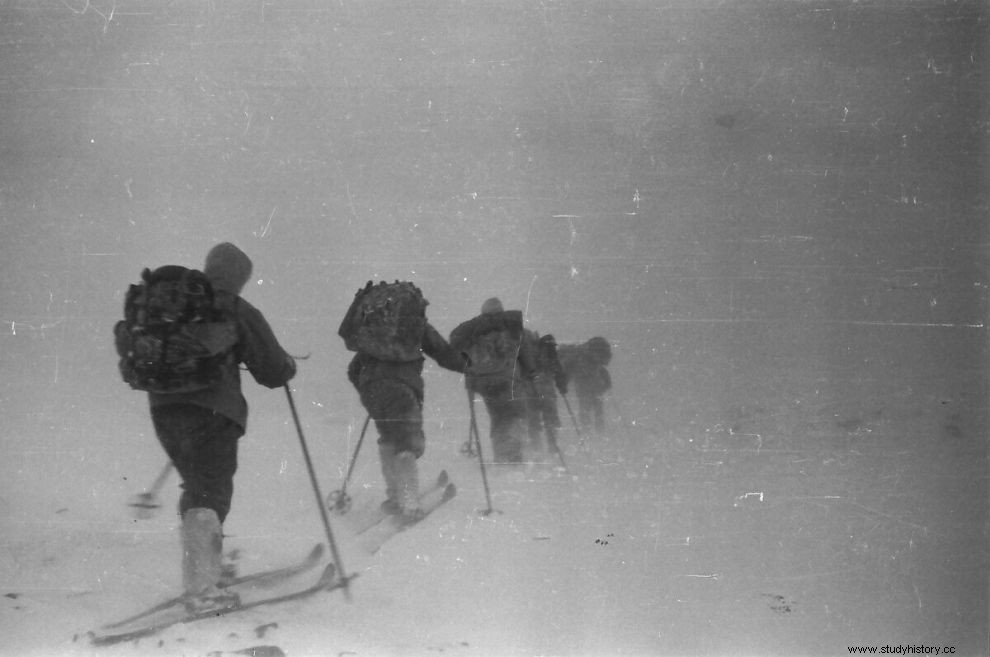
[0, 1, 987, 656]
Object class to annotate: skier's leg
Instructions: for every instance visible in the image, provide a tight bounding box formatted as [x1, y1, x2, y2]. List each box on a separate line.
[496, 379, 527, 463]
[479, 382, 508, 463]
[592, 395, 606, 433]
[522, 380, 543, 453]
[487, 397, 523, 463]
[377, 442, 400, 514]
[362, 380, 425, 516]
[181, 507, 239, 612]
[577, 394, 593, 432]
[525, 402, 543, 453]
[152, 406, 242, 610]
[393, 450, 424, 520]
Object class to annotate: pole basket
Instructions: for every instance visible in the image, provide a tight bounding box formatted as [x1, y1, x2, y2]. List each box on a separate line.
[326, 489, 353, 514]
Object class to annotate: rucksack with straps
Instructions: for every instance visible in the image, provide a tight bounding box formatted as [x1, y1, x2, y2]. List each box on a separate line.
[338, 280, 428, 362]
[449, 310, 524, 376]
[114, 265, 238, 394]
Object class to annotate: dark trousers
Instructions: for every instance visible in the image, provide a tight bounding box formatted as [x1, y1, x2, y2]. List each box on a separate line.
[358, 379, 426, 457]
[151, 405, 243, 523]
[470, 376, 527, 463]
[527, 391, 561, 450]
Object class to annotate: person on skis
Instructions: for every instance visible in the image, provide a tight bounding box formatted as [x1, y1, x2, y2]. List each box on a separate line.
[449, 297, 537, 464]
[340, 281, 464, 520]
[558, 336, 612, 434]
[118, 242, 297, 613]
[524, 331, 569, 456]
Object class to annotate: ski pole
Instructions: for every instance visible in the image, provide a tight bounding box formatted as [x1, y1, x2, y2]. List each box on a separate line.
[467, 389, 495, 516]
[561, 394, 584, 443]
[129, 461, 174, 519]
[553, 444, 569, 472]
[460, 413, 477, 457]
[284, 384, 352, 600]
[460, 408, 477, 457]
[548, 428, 569, 473]
[327, 414, 370, 513]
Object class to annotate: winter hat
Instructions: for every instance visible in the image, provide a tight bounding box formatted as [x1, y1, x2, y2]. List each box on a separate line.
[481, 297, 504, 314]
[203, 242, 253, 294]
[586, 336, 612, 365]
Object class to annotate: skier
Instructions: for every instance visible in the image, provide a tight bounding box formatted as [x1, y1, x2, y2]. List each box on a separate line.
[558, 336, 612, 434]
[450, 297, 537, 464]
[116, 242, 297, 613]
[341, 281, 464, 520]
[524, 332, 569, 455]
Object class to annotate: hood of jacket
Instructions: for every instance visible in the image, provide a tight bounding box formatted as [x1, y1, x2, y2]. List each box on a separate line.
[204, 242, 252, 295]
[481, 297, 504, 314]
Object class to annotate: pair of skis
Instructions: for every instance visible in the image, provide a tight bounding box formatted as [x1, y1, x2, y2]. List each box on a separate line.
[333, 470, 457, 554]
[88, 544, 346, 647]
[358, 475, 457, 554]
[93, 473, 458, 646]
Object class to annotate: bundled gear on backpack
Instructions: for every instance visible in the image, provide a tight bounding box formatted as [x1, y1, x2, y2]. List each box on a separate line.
[449, 310, 525, 377]
[339, 280, 428, 362]
[114, 265, 238, 394]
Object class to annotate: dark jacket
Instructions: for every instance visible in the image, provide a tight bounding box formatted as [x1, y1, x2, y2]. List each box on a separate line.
[558, 343, 611, 397]
[147, 244, 295, 430]
[149, 291, 296, 430]
[348, 322, 464, 402]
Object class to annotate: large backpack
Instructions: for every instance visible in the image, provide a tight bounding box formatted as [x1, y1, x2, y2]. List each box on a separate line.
[338, 280, 428, 362]
[450, 310, 524, 377]
[114, 265, 238, 394]
[465, 330, 517, 376]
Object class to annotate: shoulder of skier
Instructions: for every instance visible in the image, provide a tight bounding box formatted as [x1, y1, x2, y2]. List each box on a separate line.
[224, 293, 296, 388]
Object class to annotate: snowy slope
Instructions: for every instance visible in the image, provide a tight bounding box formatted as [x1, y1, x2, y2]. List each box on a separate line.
[1, 2, 987, 656]
[3, 323, 986, 657]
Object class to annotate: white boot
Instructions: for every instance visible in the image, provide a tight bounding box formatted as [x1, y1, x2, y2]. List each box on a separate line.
[182, 508, 240, 614]
[378, 443, 401, 515]
[393, 451, 424, 521]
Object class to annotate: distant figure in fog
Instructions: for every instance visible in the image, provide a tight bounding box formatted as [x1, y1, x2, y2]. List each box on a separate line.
[450, 297, 536, 464]
[523, 331, 569, 456]
[558, 337, 612, 434]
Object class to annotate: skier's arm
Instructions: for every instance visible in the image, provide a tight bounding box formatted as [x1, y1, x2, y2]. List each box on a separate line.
[346, 353, 364, 389]
[236, 298, 297, 388]
[422, 323, 466, 373]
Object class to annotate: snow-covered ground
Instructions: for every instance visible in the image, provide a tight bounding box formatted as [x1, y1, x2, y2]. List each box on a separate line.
[1, 1, 986, 656]
[3, 319, 986, 656]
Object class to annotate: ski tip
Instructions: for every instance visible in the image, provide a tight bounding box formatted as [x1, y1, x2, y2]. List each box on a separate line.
[437, 470, 449, 486]
[442, 483, 457, 501]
